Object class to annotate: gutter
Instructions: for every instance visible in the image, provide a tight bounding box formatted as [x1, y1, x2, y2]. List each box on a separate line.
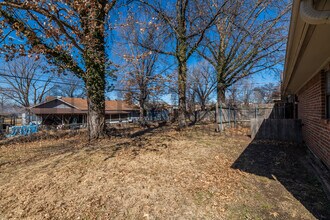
[282, 1, 301, 95]
[300, 0, 330, 24]
[283, 0, 330, 95]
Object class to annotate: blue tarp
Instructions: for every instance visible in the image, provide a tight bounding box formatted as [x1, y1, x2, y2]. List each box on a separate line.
[6, 124, 39, 137]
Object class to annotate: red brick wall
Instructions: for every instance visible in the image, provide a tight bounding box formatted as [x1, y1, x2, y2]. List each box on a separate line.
[297, 72, 330, 169]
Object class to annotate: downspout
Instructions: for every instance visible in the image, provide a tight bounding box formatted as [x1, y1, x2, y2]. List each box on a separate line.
[300, 0, 330, 24]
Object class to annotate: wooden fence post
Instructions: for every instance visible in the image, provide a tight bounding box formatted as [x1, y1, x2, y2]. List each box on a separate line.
[220, 104, 223, 131]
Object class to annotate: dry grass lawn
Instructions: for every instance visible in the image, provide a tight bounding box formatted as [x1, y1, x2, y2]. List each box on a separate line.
[0, 125, 329, 219]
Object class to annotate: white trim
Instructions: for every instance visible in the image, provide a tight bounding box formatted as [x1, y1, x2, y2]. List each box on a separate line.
[283, 0, 303, 92]
[283, 0, 330, 94]
[295, 57, 330, 93]
[284, 23, 310, 93]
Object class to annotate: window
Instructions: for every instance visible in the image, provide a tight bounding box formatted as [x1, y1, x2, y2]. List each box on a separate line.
[327, 72, 330, 119]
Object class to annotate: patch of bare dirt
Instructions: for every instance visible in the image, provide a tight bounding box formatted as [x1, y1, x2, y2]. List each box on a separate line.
[0, 125, 328, 219]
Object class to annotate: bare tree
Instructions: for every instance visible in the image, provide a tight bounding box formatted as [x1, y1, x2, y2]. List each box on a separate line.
[0, 94, 8, 112]
[0, 57, 54, 108]
[0, 0, 117, 139]
[240, 79, 254, 107]
[135, 0, 227, 127]
[253, 83, 279, 104]
[187, 62, 216, 111]
[50, 74, 86, 98]
[227, 83, 240, 106]
[118, 17, 165, 124]
[199, 0, 290, 105]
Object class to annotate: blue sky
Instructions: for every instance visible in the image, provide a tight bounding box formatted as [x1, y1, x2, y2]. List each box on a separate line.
[0, 0, 288, 105]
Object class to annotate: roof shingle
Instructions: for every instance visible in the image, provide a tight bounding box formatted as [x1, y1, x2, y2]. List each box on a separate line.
[32, 97, 137, 112]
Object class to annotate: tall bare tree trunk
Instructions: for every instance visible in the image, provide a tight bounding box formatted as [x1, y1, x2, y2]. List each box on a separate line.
[85, 61, 106, 140]
[87, 93, 105, 139]
[139, 98, 147, 125]
[178, 57, 187, 128]
[217, 71, 226, 106]
[217, 84, 226, 106]
[177, 28, 188, 128]
[82, 4, 107, 140]
[139, 106, 146, 121]
[215, 84, 226, 132]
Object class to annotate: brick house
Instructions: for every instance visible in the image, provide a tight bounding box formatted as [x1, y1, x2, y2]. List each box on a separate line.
[30, 96, 139, 125]
[283, 0, 330, 168]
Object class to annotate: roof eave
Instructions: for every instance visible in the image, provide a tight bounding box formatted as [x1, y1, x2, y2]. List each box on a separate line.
[282, 0, 302, 95]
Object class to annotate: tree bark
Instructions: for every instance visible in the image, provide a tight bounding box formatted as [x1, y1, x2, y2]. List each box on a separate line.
[81, 3, 107, 140]
[84, 37, 106, 139]
[217, 82, 226, 106]
[87, 101, 105, 140]
[139, 98, 147, 125]
[201, 99, 206, 111]
[85, 64, 106, 140]
[178, 57, 187, 128]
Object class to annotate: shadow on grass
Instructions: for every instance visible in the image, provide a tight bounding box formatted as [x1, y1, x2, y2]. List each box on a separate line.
[130, 121, 167, 138]
[231, 140, 330, 219]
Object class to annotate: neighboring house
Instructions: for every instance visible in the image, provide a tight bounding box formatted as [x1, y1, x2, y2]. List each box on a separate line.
[283, 0, 330, 168]
[30, 96, 139, 125]
[145, 101, 170, 121]
[0, 112, 21, 131]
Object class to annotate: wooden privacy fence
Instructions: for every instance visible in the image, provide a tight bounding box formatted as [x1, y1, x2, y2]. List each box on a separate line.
[251, 118, 303, 143]
[211, 102, 296, 128]
[213, 106, 275, 132]
[249, 102, 302, 142]
[193, 104, 276, 128]
[209, 103, 302, 143]
[216, 106, 273, 128]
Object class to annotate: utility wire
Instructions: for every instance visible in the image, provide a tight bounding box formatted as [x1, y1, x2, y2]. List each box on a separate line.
[0, 72, 137, 92]
[0, 71, 278, 89]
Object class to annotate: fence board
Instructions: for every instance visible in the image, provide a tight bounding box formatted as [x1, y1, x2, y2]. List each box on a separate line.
[251, 118, 302, 143]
